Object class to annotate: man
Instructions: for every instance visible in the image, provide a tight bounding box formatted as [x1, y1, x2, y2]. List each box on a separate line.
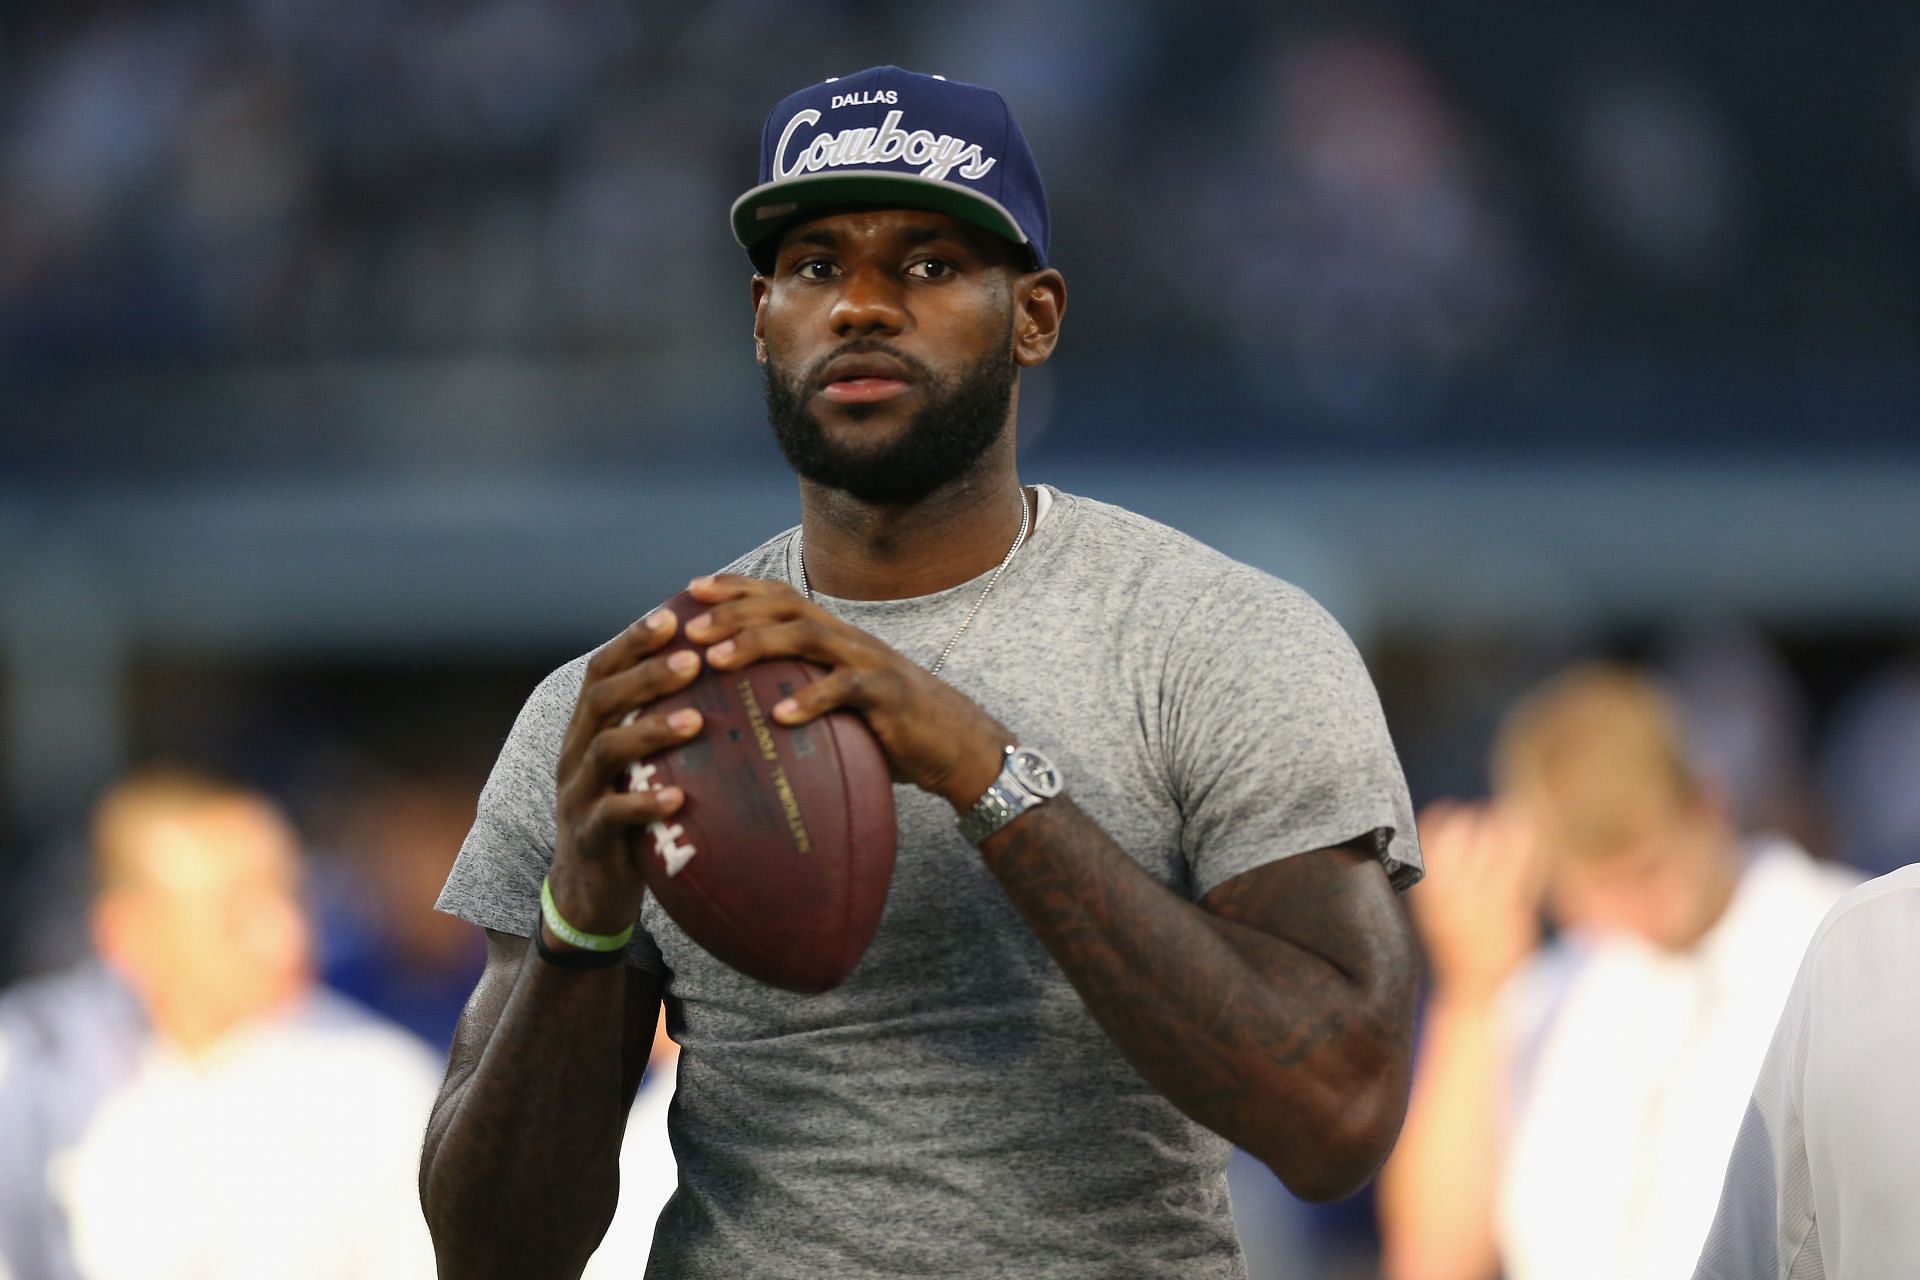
[1377, 664, 1856, 1280]
[423, 66, 1423, 1279]
[35, 767, 443, 1280]
[1692, 861, 1920, 1279]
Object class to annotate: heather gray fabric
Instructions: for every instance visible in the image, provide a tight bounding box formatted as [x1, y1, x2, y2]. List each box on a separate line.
[437, 487, 1421, 1279]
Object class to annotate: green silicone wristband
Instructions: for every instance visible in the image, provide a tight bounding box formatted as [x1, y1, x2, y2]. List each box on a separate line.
[539, 876, 635, 953]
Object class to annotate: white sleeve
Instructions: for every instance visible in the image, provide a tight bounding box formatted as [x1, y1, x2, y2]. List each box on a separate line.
[1691, 911, 1824, 1279]
[1697, 868, 1920, 1280]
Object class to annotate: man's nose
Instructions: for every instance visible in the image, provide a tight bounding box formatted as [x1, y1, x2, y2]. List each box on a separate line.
[829, 264, 908, 337]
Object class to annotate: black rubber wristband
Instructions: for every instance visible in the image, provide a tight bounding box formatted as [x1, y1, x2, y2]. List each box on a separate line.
[533, 925, 627, 969]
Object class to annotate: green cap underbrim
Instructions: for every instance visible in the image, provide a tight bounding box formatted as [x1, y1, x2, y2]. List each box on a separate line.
[730, 172, 1030, 273]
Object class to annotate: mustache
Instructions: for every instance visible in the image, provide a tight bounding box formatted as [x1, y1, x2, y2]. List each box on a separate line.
[797, 340, 935, 392]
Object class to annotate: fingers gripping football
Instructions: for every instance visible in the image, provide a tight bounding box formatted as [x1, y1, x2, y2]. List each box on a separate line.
[686, 575, 1010, 809]
[550, 610, 705, 933]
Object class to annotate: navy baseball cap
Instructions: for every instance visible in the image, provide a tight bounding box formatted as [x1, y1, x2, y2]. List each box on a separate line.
[731, 66, 1050, 273]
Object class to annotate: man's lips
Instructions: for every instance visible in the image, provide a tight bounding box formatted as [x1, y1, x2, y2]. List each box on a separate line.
[813, 353, 915, 404]
[819, 375, 910, 404]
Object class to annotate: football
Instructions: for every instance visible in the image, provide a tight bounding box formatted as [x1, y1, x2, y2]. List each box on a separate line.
[623, 590, 897, 993]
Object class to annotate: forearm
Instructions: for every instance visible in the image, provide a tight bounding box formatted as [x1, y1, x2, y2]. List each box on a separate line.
[1375, 991, 1508, 1280]
[978, 795, 1411, 1199]
[421, 942, 634, 1279]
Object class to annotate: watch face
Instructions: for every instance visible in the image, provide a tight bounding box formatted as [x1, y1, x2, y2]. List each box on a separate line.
[1007, 749, 1063, 798]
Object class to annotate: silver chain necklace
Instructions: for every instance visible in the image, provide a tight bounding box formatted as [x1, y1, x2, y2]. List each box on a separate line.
[796, 486, 1031, 677]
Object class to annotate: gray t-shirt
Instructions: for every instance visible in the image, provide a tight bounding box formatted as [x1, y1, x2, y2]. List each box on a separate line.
[438, 488, 1421, 1279]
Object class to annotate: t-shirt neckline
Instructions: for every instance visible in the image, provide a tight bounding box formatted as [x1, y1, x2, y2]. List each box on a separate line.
[781, 484, 1069, 616]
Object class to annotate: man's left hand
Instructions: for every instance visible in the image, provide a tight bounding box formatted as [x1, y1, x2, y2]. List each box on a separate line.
[683, 574, 1008, 811]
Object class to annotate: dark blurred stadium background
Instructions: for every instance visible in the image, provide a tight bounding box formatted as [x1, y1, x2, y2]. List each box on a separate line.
[2, 2, 1917, 1272]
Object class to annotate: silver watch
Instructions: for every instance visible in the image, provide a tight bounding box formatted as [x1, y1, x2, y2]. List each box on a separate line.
[957, 746, 1063, 845]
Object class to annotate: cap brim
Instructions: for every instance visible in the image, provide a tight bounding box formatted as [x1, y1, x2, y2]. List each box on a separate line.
[730, 172, 1030, 271]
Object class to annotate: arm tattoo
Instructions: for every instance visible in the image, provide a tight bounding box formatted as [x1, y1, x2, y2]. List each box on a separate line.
[979, 794, 1417, 1198]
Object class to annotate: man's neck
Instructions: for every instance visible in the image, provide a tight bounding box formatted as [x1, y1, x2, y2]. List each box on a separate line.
[153, 983, 307, 1060]
[797, 458, 1029, 601]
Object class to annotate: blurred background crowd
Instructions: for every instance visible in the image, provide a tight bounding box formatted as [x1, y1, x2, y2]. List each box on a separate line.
[7, 0, 1919, 463]
[2, 1, 1917, 1278]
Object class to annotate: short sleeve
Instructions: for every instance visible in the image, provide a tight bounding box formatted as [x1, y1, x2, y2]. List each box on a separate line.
[435, 654, 666, 973]
[1162, 565, 1420, 898]
[1692, 948, 1816, 1279]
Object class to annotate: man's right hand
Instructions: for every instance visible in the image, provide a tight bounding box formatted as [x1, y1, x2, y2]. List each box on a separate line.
[1409, 800, 1548, 1004]
[549, 608, 707, 940]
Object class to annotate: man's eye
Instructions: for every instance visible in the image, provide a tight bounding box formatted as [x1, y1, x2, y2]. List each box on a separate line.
[907, 259, 953, 280]
[795, 260, 837, 280]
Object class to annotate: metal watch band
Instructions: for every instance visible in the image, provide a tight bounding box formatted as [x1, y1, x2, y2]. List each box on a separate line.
[958, 745, 1063, 846]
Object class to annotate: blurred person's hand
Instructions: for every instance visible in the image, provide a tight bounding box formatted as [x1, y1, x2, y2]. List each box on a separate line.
[1409, 801, 1547, 1003]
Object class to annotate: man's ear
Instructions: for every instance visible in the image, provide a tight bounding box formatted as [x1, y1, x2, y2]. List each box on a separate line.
[1013, 268, 1066, 368]
[750, 274, 770, 364]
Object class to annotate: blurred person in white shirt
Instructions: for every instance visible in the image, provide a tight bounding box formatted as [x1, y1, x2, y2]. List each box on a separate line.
[1693, 862, 1920, 1279]
[1378, 664, 1855, 1280]
[49, 767, 441, 1280]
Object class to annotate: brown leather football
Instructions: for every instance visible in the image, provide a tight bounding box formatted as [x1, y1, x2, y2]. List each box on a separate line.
[624, 590, 897, 993]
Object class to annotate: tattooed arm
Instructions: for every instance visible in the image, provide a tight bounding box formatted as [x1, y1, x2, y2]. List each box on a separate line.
[423, 610, 699, 1276]
[980, 795, 1419, 1201]
[682, 573, 1419, 1198]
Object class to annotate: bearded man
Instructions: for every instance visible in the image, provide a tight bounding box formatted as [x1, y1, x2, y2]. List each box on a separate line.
[422, 66, 1424, 1280]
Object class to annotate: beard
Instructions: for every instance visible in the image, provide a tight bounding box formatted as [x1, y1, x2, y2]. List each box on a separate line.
[761, 332, 1016, 505]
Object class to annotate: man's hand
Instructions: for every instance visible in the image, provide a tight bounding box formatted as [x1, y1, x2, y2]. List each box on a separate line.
[549, 609, 707, 937]
[1409, 801, 1547, 1003]
[682, 574, 1418, 1201]
[684, 574, 1010, 811]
